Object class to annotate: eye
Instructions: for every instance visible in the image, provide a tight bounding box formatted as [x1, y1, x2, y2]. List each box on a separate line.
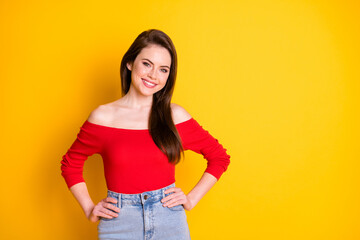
[161, 69, 168, 73]
[143, 62, 150, 67]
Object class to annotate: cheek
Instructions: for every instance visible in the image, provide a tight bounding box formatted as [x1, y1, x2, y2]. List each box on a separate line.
[159, 72, 170, 82]
[133, 65, 148, 76]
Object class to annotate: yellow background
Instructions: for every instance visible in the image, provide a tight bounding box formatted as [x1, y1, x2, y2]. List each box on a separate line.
[1, 0, 359, 239]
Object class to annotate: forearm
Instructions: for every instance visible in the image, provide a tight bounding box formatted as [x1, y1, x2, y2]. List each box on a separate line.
[186, 172, 218, 209]
[69, 182, 95, 219]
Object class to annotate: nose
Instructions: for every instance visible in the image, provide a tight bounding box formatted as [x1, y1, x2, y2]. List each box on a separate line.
[148, 68, 156, 79]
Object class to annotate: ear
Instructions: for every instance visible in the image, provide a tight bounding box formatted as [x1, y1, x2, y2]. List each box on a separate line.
[126, 62, 133, 71]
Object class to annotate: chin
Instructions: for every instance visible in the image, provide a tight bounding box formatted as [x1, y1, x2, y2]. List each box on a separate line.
[138, 89, 158, 97]
[142, 86, 165, 96]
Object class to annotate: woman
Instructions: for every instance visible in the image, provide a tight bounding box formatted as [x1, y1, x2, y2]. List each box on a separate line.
[61, 29, 231, 240]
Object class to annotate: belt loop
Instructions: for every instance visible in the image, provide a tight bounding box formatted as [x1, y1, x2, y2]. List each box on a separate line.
[118, 193, 122, 209]
[162, 188, 165, 198]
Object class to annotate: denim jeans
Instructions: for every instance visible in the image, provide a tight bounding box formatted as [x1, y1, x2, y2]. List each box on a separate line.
[97, 182, 191, 240]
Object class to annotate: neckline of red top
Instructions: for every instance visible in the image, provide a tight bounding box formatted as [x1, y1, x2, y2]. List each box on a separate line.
[84, 117, 194, 131]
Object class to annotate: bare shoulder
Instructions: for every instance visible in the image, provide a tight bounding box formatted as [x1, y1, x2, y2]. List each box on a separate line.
[171, 103, 192, 124]
[87, 104, 113, 125]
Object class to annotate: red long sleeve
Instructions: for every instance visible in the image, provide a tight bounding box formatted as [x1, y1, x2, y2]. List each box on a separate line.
[176, 118, 231, 180]
[60, 117, 230, 193]
[60, 122, 105, 189]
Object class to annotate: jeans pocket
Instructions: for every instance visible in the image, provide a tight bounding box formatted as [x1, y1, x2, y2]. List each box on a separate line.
[100, 216, 115, 222]
[168, 204, 184, 211]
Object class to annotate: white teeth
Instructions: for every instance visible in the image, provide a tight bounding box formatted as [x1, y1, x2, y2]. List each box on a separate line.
[144, 80, 155, 86]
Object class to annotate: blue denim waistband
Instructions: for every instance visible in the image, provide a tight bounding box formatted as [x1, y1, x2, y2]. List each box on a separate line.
[106, 182, 176, 208]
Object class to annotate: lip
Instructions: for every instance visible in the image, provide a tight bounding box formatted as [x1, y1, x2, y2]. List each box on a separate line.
[141, 78, 156, 85]
[141, 78, 157, 88]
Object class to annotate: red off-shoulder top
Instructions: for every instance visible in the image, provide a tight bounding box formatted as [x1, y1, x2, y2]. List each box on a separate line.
[60, 117, 230, 194]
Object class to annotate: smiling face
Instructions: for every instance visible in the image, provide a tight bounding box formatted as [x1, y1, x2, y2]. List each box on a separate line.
[126, 44, 171, 97]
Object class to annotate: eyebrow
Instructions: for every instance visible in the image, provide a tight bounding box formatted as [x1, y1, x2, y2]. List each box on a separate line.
[141, 58, 170, 69]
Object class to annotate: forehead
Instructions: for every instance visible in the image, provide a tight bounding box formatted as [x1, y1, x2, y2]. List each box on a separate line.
[136, 44, 171, 65]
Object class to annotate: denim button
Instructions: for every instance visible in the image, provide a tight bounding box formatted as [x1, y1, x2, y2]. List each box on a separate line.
[144, 195, 149, 200]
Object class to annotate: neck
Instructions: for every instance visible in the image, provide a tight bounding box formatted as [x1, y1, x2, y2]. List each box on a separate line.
[121, 86, 154, 109]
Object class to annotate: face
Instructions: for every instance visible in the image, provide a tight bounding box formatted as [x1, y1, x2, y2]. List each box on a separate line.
[126, 44, 171, 97]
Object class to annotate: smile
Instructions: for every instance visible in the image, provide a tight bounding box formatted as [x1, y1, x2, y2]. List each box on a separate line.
[142, 78, 157, 88]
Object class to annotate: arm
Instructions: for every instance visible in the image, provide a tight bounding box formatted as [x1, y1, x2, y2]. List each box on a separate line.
[163, 104, 231, 210]
[185, 172, 218, 210]
[69, 182, 120, 222]
[69, 182, 95, 220]
[162, 172, 218, 211]
[61, 109, 119, 222]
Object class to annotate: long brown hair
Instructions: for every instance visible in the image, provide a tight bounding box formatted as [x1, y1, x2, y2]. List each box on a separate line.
[120, 29, 184, 164]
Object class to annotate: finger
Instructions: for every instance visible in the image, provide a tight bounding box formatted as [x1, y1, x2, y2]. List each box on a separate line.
[161, 191, 183, 203]
[164, 187, 180, 194]
[106, 197, 118, 203]
[100, 208, 119, 218]
[105, 202, 121, 213]
[95, 208, 117, 219]
[167, 200, 184, 208]
[163, 195, 186, 207]
[97, 211, 115, 219]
